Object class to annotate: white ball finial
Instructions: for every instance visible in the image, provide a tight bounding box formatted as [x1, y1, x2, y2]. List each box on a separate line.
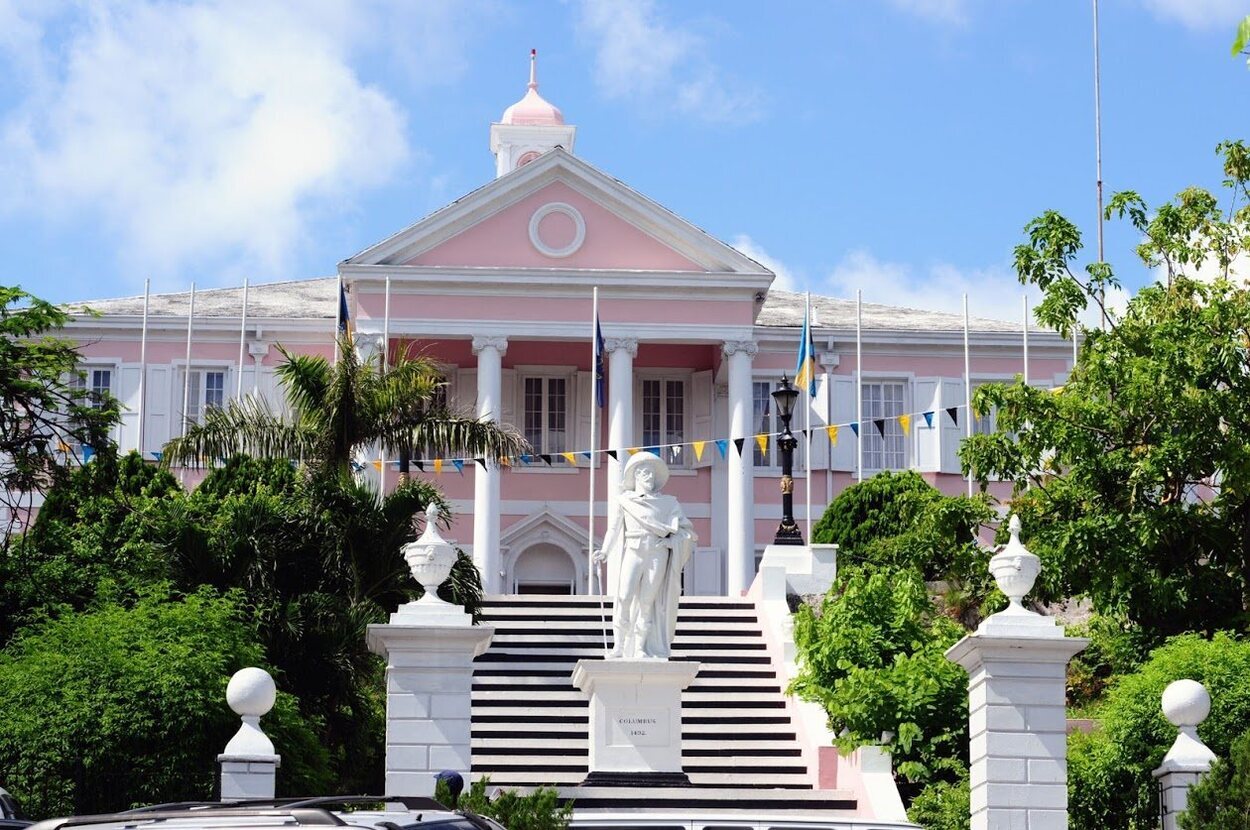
[1162, 679, 1211, 728]
[226, 667, 277, 717]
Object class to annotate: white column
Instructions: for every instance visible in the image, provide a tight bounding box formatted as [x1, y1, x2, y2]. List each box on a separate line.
[945, 517, 1087, 830]
[472, 336, 507, 595]
[724, 340, 757, 596]
[1153, 680, 1216, 830]
[604, 337, 638, 592]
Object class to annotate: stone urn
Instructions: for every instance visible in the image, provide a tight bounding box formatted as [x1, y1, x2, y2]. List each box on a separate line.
[402, 505, 456, 605]
[987, 515, 1041, 612]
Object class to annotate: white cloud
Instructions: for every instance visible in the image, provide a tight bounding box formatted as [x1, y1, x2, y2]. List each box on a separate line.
[575, 0, 760, 123]
[886, 0, 970, 25]
[732, 235, 797, 291]
[0, 0, 482, 291]
[1140, 0, 1245, 31]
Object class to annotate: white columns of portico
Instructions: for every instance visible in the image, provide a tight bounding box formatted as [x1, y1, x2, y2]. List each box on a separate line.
[604, 337, 638, 592]
[724, 340, 757, 596]
[472, 336, 507, 595]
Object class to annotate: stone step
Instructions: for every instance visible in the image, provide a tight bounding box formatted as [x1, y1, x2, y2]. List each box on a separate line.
[472, 688, 784, 702]
[472, 678, 782, 692]
[473, 664, 779, 679]
[482, 623, 763, 636]
[481, 596, 756, 608]
[550, 784, 861, 809]
[476, 651, 774, 665]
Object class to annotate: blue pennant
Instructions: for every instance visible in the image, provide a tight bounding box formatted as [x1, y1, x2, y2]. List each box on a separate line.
[715, 439, 729, 459]
[923, 411, 934, 428]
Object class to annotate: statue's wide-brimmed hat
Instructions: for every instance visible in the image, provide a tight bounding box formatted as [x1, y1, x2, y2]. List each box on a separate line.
[622, 451, 670, 491]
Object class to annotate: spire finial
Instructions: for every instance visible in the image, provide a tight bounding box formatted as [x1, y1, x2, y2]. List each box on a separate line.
[529, 48, 538, 90]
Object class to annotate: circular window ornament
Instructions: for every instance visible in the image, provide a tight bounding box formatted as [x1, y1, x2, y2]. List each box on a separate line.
[528, 202, 586, 258]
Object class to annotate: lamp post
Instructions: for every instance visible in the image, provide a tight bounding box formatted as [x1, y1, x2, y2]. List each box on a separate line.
[771, 374, 804, 546]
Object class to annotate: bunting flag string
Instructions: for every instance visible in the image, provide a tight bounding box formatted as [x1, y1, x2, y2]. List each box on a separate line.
[561, 452, 578, 465]
[754, 434, 768, 455]
[946, 407, 959, 426]
[452, 459, 464, 475]
[826, 425, 838, 446]
[715, 439, 728, 459]
[923, 412, 934, 428]
[850, 423, 860, 438]
[872, 419, 886, 439]
[433, 459, 443, 475]
[693, 440, 706, 462]
[733, 437, 745, 455]
[899, 414, 912, 435]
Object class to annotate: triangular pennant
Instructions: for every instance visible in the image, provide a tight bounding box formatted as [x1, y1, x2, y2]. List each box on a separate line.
[733, 437, 746, 455]
[715, 439, 729, 459]
[82, 445, 95, 462]
[520, 453, 533, 465]
[693, 440, 706, 462]
[580, 451, 592, 461]
[899, 414, 912, 435]
[607, 449, 619, 461]
[826, 425, 838, 447]
[433, 459, 443, 474]
[923, 411, 934, 428]
[946, 407, 959, 426]
[669, 446, 682, 463]
[755, 434, 769, 455]
[873, 419, 886, 438]
[414, 459, 425, 472]
[452, 459, 464, 475]
[561, 452, 577, 465]
[500, 456, 512, 467]
[475, 458, 487, 470]
[627, 447, 641, 456]
[57, 441, 71, 454]
[850, 423, 859, 438]
[372, 459, 383, 471]
[646, 446, 661, 457]
[150, 450, 162, 461]
[540, 454, 553, 466]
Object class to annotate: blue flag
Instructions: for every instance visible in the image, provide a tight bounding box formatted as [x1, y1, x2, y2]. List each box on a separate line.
[795, 294, 817, 397]
[338, 280, 352, 335]
[594, 315, 606, 408]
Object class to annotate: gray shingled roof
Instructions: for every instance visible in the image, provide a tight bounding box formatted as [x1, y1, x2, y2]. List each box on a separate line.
[63, 277, 338, 319]
[64, 278, 1032, 333]
[759, 289, 1033, 333]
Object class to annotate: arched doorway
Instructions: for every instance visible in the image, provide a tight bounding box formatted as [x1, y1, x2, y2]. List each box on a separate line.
[512, 543, 578, 595]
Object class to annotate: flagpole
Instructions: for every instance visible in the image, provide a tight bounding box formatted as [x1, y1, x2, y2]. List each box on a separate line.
[180, 282, 196, 487]
[591, 287, 608, 652]
[137, 278, 150, 457]
[236, 276, 249, 400]
[335, 273, 343, 364]
[1093, 0, 1107, 328]
[804, 291, 812, 545]
[381, 275, 391, 494]
[1023, 294, 1030, 387]
[963, 293, 973, 497]
[855, 290, 863, 483]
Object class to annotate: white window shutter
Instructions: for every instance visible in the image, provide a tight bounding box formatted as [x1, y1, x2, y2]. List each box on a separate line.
[117, 364, 142, 453]
[500, 368, 516, 426]
[939, 378, 966, 474]
[806, 376, 829, 471]
[913, 378, 941, 472]
[575, 371, 593, 457]
[457, 368, 478, 414]
[829, 375, 857, 472]
[691, 370, 714, 468]
[143, 366, 170, 458]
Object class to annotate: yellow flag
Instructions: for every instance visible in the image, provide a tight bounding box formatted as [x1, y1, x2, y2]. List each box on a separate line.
[627, 447, 641, 456]
[899, 414, 911, 435]
[692, 440, 706, 462]
[561, 452, 577, 465]
[433, 459, 443, 474]
[372, 459, 382, 471]
[57, 441, 71, 454]
[755, 434, 769, 455]
[826, 425, 838, 446]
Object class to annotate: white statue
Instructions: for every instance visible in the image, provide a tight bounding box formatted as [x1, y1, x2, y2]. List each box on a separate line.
[593, 452, 697, 659]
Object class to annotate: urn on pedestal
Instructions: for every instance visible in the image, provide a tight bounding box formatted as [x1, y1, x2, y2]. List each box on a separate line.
[403, 505, 456, 605]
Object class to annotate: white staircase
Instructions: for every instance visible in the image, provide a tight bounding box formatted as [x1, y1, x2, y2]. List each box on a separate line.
[471, 595, 820, 791]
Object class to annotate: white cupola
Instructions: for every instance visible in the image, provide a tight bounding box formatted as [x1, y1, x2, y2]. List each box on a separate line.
[489, 49, 577, 178]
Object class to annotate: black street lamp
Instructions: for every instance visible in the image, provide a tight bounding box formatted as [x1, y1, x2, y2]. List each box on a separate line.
[771, 374, 804, 546]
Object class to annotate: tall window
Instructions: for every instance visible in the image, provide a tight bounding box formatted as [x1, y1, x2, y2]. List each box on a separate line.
[641, 378, 685, 462]
[523, 376, 568, 458]
[971, 384, 997, 436]
[82, 368, 112, 407]
[751, 379, 805, 469]
[186, 369, 226, 425]
[862, 381, 906, 470]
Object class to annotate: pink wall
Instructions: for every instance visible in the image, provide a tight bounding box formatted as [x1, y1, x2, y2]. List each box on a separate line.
[360, 292, 754, 328]
[404, 181, 706, 272]
[77, 338, 333, 366]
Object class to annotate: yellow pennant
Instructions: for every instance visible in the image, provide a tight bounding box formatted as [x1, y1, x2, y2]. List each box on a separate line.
[692, 440, 706, 462]
[561, 452, 577, 465]
[755, 434, 769, 454]
[826, 425, 838, 446]
[499, 455, 511, 468]
[372, 459, 382, 471]
[899, 414, 911, 435]
[57, 441, 71, 454]
[433, 459, 443, 475]
[627, 447, 641, 456]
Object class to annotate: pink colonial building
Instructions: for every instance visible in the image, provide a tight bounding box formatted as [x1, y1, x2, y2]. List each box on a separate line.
[61, 65, 1074, 598]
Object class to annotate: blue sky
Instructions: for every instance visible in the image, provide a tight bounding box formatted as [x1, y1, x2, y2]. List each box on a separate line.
[0, 0, 1245, 321]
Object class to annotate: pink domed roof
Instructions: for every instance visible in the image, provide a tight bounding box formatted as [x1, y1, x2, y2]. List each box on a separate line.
[500, 50, 565, 126]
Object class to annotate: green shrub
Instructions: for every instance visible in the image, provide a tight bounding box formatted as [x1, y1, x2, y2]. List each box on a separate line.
[1066, 612, 1156, 709]
[791, 565, 968, 799]
[1180, 728, 1250, 829]
[0, 587, 331, 818]
[440, 777, 573, 830]
[1069, 632, 1250, 830]
[907, 775, 969, 830]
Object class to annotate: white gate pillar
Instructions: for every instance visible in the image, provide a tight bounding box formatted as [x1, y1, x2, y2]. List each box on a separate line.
[1153, 679, 1215, 830]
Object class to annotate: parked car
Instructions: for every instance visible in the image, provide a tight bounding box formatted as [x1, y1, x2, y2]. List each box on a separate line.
[26, 797, 505, 830]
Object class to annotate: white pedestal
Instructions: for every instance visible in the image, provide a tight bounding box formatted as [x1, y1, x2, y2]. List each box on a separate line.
[572, 659, 700, 786]
[217, 754, 279, 800]
[367, 600, 494, 797]
[945, 611, 1087, 830]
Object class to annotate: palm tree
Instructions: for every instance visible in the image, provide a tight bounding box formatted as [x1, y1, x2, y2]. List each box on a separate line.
[162, 335, 528, 477]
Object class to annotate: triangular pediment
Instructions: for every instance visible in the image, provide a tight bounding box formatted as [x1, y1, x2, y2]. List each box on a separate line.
[343, 149, 769, 276]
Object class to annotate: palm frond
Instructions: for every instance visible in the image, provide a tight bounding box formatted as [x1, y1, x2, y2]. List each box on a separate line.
[161, 395, 317, 469]
[395, 411, 531, 462]
[275, 346, 333, 423]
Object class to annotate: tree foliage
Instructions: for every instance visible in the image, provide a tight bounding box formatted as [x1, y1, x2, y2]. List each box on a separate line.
[906, 775, 969, 830]
[161, 335, 528, 479]
[1068, 633, 1250, 830]
[0, 587, 332, 819]
[790, 565, 969, 798]
[1181, 728, 1250, 830]
[439, 777, 573, 830]
[0, 287, 119, 545]
[963, 141, 1250, 635]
